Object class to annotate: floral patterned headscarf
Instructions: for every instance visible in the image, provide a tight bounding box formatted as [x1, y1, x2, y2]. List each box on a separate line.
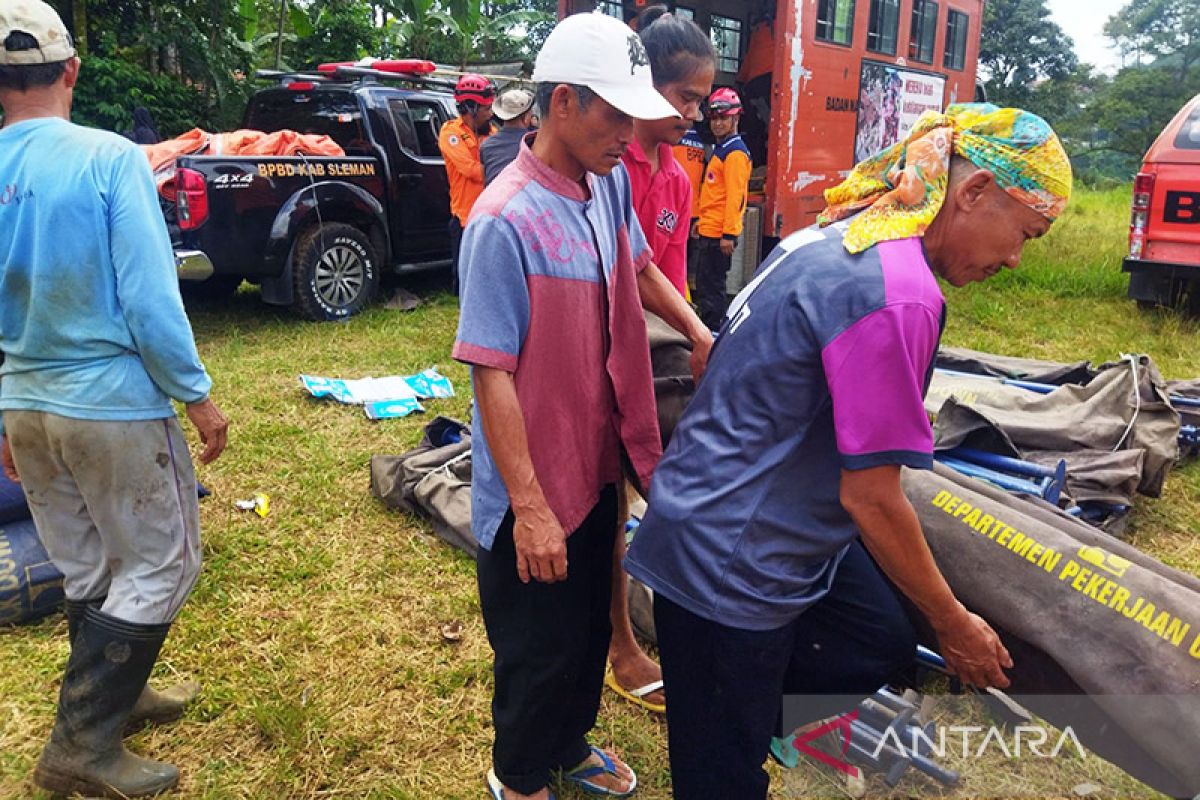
[818, 103, 1072, 254]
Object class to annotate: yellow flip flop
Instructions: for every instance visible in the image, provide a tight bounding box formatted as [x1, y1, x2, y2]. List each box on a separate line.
[605, 668, 666, 714]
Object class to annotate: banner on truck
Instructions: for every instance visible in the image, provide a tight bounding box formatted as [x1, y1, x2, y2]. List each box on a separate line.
[854, 60, 947, 163]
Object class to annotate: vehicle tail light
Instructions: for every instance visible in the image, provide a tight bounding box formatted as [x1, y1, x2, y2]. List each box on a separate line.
[176, 168, 209, 231]
[1129, 172, 1154, 259]
[286, 81, 316, 91]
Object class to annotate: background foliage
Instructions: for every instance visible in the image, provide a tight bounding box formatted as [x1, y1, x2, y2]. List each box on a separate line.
[47, 0, 553, 134]
[37, 0, 1200, 176]
[980, 0, 1200, 182]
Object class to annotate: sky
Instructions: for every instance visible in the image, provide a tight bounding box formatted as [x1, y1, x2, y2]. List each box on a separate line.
[1045, 0, 1128, 74]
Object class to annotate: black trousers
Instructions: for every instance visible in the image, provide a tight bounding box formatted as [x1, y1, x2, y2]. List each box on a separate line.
[654, 541, 918, 800]
[477, 485, 618, 794]
[685, 229, 700, 295]
[449, 217, 464, 296]
[694, 236, 733, 331]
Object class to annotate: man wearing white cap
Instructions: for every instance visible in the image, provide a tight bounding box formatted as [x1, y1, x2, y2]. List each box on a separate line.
[480, 87, 536, 186]
[0, 1, 228, 797]
[452, 11, 713, 800]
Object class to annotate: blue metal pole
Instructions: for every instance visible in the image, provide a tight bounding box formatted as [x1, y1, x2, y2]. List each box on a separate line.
[942, 447, 1057, 479]
[1003, 378, 1056, 394]
[939, 448, 1065, 504]
[935, 456, 1048, 498]
[916, 645, 948, 672]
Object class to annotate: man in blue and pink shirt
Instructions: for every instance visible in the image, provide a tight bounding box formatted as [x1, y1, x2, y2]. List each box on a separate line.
[626, 103, 1072, 797]
[453, 12, 712, 800]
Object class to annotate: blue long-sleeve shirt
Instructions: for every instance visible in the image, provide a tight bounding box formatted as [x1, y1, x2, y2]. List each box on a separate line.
[0, 117, 211, 435]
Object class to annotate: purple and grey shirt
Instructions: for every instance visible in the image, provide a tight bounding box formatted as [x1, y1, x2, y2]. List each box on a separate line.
[625, 222, 946, 630]
[452, 138, 662, 551]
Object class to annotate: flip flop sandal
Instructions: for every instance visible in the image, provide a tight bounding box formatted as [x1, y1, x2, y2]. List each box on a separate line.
[604, 669, 666, 714]
[564, 746, 638, 797]
[487, 768, 556, 800]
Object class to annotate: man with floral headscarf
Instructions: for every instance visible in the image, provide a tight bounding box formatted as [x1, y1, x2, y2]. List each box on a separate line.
[625, 104, 1071, 799]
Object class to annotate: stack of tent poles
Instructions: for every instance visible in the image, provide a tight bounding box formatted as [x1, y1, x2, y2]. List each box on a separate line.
[837, 647, 962, 788]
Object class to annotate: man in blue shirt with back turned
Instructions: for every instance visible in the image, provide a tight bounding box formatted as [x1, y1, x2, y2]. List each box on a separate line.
[0, 2, 228, 796]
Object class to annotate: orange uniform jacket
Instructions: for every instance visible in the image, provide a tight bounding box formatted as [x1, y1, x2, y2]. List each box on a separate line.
[439, 116, 488, 224]
[671, 128, 706, 222]
[697, 133, 752, 240]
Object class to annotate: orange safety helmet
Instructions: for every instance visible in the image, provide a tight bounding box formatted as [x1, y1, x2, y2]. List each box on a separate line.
[454, 73, 495, 106]
[707, 87, 743, 117]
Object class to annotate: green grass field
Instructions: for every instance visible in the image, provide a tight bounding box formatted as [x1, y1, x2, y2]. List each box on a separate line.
[1, 184, 1197, 799]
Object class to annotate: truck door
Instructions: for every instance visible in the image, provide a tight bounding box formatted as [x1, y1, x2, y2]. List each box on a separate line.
[385, 97, 454, 263]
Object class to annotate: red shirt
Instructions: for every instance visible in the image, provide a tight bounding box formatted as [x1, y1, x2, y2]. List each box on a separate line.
[622, 138, 692, 297]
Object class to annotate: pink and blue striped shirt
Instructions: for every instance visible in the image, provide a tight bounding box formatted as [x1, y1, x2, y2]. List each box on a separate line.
[453, 138, 662, 549]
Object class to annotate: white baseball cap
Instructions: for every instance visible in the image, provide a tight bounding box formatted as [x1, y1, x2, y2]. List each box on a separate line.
[0, 0, 76, 65]
[532, 12, 679, 121]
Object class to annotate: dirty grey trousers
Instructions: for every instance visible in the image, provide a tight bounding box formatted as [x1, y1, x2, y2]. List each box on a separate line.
[4, 411, 201, 624]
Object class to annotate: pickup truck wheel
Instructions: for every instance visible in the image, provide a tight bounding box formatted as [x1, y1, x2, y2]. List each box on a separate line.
[291, 223, 379, 321]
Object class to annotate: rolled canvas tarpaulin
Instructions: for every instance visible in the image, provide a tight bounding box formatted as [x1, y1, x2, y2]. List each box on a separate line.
[927, 356, 1180, 500]
[644, 312, 694, 449]
[903, 464, 1200, 797]
[371, 417, 476, 559]
[936, 346, 1100, 386]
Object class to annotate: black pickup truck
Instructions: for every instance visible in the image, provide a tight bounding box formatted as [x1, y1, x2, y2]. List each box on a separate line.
[169, 69, 459, 320]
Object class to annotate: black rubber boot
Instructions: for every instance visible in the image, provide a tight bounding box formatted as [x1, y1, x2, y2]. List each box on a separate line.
[64, 598, 199, 730]
[34, 606, 180, 798]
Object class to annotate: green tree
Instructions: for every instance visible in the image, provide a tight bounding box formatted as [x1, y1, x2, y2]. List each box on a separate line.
[71, 54, 209, 136]
[1104, 0, 1200, 81]
[1085, 66, 1195, 157]
[436, 0, 550, 67]
[381, 0, 459, 61]
[234, 0, 319, 71]
[290, 0, 384, 67]
[380, 0, 551, 64]
[979, 0, 1078, 108]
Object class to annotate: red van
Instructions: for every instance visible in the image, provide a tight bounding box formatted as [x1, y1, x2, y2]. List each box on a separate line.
[1124, 92, 1200, 311]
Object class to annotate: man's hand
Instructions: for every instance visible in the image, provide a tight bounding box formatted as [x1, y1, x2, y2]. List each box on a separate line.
[638, 262, 713, 383]
[1, 436, 18, 483]
[933, 604, 1013, 689]
[512, 499, 568, 583]
[719, 237, 736, 257]
[689, 329, 714, 384]
[186, 397, 229, 464]
[689, 219, 699, 240]
[842, 465, 1014, 691]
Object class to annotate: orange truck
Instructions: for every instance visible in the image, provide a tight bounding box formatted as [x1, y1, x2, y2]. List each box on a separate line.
[558, 0, 983, 279]
[1124, 93, 1200, 312]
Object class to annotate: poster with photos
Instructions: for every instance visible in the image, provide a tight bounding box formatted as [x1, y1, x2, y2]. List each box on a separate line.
[855, 61, 946, 163]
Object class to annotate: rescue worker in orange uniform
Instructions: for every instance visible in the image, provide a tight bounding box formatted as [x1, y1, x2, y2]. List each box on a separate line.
[439, 73, 495, 294]
[694, 87, 752, 330]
